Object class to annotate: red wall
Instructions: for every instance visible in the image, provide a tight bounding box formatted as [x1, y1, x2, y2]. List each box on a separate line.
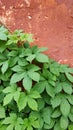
[0, 0, 73, 66]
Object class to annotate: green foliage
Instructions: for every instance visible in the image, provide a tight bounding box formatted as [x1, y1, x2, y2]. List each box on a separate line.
[0, 26, 73, 130]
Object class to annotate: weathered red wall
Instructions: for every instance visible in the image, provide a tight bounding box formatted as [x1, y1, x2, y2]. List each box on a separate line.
[0, 0, 73, 66]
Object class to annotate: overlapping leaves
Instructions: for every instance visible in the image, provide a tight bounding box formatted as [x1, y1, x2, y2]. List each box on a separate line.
[0, 26, 73, 130]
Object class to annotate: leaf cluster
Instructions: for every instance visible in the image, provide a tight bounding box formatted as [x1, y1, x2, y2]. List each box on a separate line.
[0, 26, 73, 130]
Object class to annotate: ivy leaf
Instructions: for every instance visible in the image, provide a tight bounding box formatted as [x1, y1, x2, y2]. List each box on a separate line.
[28, 71, 40, 82]
[65, 72, 73, 82]
[60, 116, 68, 129]
[23, 76, 32, 91]
[36, 53, 49, 63]
[1, 60, 8, 74]
[60, 99, 70, 117]
[0, 105, 5, 118]
[28, 97, 38, 110]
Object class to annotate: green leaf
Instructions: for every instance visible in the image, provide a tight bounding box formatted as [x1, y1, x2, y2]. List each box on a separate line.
[36, 53, 49, 63]
[10, 73, 25, 83]
[2, 117, 11, 124]
[44, 119, 55, 129]
[28, 98, 38, 110]
[18, 93, 27, 111]
[8, 57, 18, 67]
[68, 125, 73, 130]
[51, 94, 62, 108]
[62, 82, 72, 94]
[2, 113, 23, 130]
[28, 71, 40, 82]
[1, 60, 8, 74]
[60, 116, 68, 129]
[60, 99, 70, 117]
[29, 91, 41, 99]
[0, 33, 7, 40]
[23, 76, 32, 91]
[27, 126, 33, 130]
[37, 98, 45, 110]
[43, 93, 51, 105]
[46, 84, 55, 98]
[3, 84, 19, 93]
[3, 86, 16, 93]
[3, 94, 13, 106]
[33, 81, 46, 94]
[65, 72, 73, 82]
[21, 33, 33, 43]
[67, 95, 73, 105]
[27, 64, 40, 72]
[7, 125, 14, 130]
[55, 82, 62, 94]
[15, 124, 22, 130]
[0, 41, 6, 53]
[0, 125, 7, 130]
[14, 91, 20, 103]
[18, 58, 28, 66]
[8, 50, 18, 57]
[42, 107, 52, 125]
[26, 54, 36, 63]
[0, 26, 8, 40]
[11, 65, 23, 72]
[69, 113, 73, 122]
[32, 120, 40, 128]
[52, 108, 61, 118]
[0, 105, 5, 118]
[54, 122, 65, 130]
[37, 47, 48, 52]
[50, 62, 60, 76]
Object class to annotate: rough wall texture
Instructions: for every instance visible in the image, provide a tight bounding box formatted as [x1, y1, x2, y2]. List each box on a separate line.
[0, 0, 73, 66]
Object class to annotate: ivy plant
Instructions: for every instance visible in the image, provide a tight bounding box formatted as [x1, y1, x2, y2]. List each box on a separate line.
[0, 26, 73, 130]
